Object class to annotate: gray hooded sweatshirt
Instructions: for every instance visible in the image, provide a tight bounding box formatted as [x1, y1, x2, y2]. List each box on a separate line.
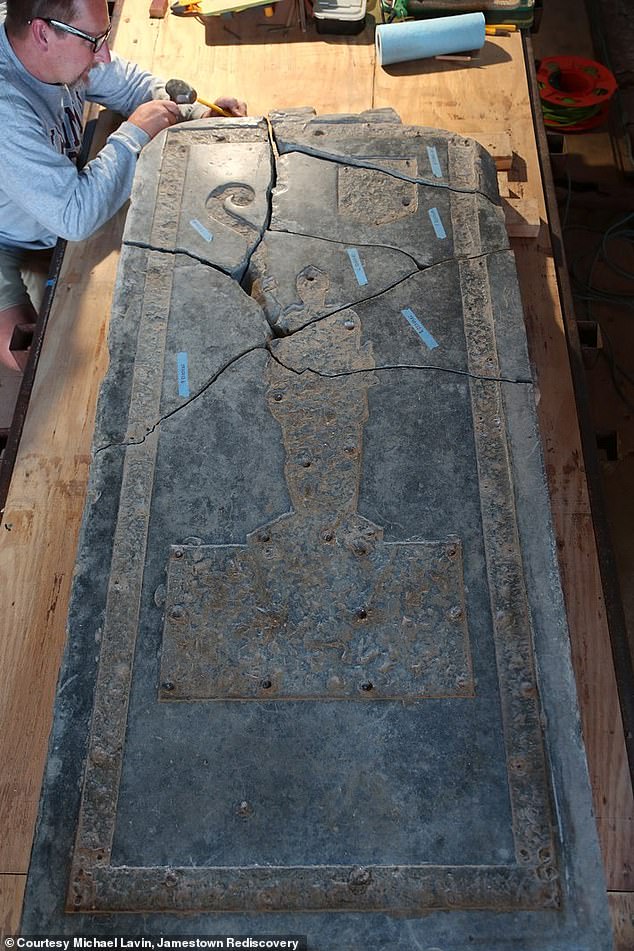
[0, 5, 200, 251]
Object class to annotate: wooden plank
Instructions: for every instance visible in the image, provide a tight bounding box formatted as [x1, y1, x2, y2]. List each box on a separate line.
[609, 891, 634, 951]
[119, 0, 375, 116]
[556, 514, 634, 890]
[514, 240, 634, 891]
[0, 116, 125, 872]
[0, 874, 25, 939]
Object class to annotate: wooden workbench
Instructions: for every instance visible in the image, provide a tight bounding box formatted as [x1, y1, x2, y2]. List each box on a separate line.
[0, 0, 632, 942]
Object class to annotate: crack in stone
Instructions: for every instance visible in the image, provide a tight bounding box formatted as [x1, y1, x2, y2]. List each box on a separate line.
[94, 323, 532, 458]
[266, 225, 422, 271]
[238, 118, 279, 302]
[125, 123, 508, 342]
[123, 240, 233, 275]
[260, 239, 515, 336]
[272, 139, 500, 205]
[94, 343, 270, 455]
[266, 347, 534, 386]
[100, 122, 524, 456]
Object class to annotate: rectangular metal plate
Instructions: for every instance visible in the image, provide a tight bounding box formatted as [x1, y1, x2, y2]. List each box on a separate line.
[160, 538, 472, 699]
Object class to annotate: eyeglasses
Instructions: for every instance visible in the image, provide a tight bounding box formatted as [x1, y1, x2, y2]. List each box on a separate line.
[29, 17, 111, 53]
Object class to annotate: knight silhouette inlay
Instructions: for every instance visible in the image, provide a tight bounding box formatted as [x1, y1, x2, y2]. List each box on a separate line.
[159, 311, 472, 700]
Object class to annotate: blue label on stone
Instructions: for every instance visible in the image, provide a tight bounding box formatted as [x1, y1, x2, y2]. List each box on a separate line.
[177, 352, 190, 398]
[426, 145, 443, 178]
[428, 207, 447, 240]
[401, 308, 439, 350]
[190, 218, 213, 242]
[346, 247, 369, 286]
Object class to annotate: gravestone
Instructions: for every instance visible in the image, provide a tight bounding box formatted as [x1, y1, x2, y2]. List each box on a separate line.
[22, 109, 612, 950]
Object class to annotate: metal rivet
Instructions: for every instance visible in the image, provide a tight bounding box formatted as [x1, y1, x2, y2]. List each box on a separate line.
[322, 530, 334, 542]
[356, 607, 368, 620]
[170, 605, 185, 619]
[173, 547, 184, 559]
[162, 681, 175, 692]
[273, 392, 284, 402]
[360, 681, 373, 691]
[343, 319, 355, 329]
[260, 678, 272, 689]
[448, 605, 463, 621]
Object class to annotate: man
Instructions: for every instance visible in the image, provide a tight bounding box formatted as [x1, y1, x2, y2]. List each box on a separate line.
[0, 0, 246, 370]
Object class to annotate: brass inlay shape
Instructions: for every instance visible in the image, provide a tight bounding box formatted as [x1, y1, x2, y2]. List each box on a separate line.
[159, 314, 471, 700]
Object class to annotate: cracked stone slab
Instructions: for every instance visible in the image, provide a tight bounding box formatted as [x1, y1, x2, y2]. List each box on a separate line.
[22, 112, 612, 951]
[270, 113, 508, 267]
[271, 108, 500, 202]
[124, 118, 272, 279]
[248, 231, 418, 333]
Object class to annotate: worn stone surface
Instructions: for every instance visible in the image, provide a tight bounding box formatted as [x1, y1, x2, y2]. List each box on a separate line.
[22, 112, 612, 950]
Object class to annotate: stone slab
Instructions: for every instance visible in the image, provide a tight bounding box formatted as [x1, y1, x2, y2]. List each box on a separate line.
[22, 112, 612, 950]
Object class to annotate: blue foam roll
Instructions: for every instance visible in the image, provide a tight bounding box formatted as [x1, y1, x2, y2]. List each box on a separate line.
[376, 12, 486, 66]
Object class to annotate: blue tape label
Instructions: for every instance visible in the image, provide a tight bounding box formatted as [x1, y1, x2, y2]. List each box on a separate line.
[426, 145, 443, 178]
[190, 218, 213, 242]
[346, 247, 369, 286]
[401, 308, 439, 350]
[428, 207, 447, 240]
[177, 352, 190, 398]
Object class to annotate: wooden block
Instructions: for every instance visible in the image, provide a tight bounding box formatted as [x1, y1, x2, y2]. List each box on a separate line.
[460, 132, 513, 170]
[503, 195, 540, 237]
[497, 170, 510, 197]
[149, 0, 169, 16]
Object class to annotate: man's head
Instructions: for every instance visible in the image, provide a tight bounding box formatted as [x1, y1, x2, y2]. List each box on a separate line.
[5, 0, 111, 86]
[6, 1, 80, 37]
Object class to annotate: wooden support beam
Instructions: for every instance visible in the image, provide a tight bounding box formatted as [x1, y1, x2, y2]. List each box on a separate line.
[463, 131, 513, 170]
[503, 195, 541, 237]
